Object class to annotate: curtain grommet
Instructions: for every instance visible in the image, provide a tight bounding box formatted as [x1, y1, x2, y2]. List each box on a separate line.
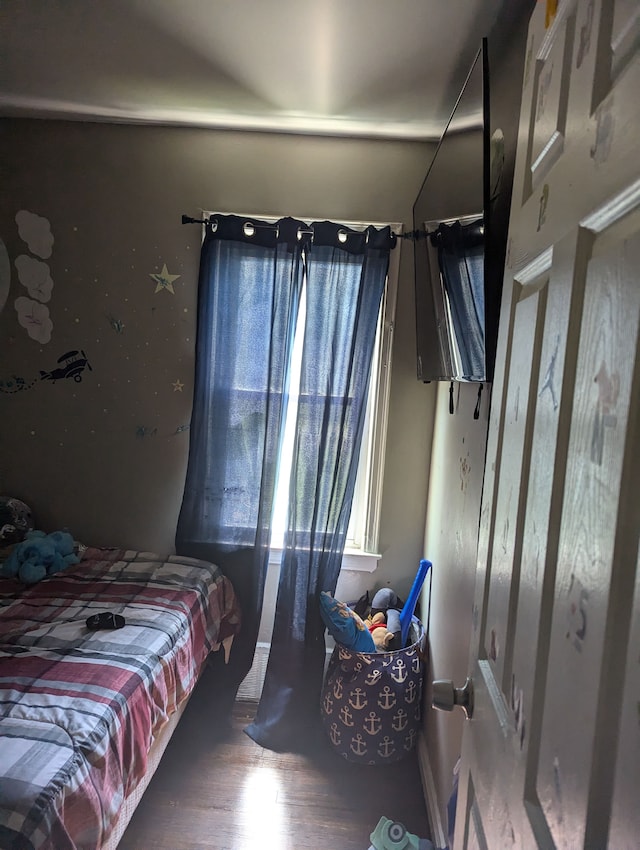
[243, 221, 256, 238]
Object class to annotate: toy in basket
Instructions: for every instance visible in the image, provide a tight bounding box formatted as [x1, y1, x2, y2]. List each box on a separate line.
[319, 560, 432, 764]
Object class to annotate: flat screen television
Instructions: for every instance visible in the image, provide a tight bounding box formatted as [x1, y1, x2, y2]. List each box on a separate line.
[413, 38, 501, 383]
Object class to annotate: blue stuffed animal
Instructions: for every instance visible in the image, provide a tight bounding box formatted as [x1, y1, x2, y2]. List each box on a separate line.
[2, 529, 80, 584]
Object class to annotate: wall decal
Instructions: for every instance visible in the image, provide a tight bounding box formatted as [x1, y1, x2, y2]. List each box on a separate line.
[591, 360, 619, 465]
[510, 674, 526, 750]
[13, 211, 57, 341]
[459, 453, 471, 493]
[489, 627, 499, 662]
[565, 573, 589, 653]
[539, 334, 560, 410]
[576, 0, 594, 69]
[0, 349, 92, 393]
[133, 424, 191, 439]
[0, 374, 38, 394]
[0, 237, 10, 314]
[15, 210, 54, 259]
[39, 349, 92, 384]
[553, 756, 564, 823]
[149, 263, 180, 294]
[172, 379, 184, 392]
[136, 425, 158, 438]
[537, 184, 550, 231]
[14, 296, 53, 344]
[15, 255, 53, 302]
[501, 487, 512, 554]
[590, 104, 614, 166]
[106, 314, 125, 333]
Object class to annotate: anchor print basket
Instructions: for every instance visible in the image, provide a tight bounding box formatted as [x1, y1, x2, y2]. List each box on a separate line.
[320, 621, 425, 764]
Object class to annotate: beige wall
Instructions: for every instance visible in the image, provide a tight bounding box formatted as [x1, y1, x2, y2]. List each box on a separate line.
[421, 381, 490, 821]
[418, 1, 534, 831]
[0, 118, 435, 597]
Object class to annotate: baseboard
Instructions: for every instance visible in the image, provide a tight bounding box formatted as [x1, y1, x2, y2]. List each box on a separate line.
[236, 641, 270, 701]
[417, 732, 448, 850]
[237, 642, 334, 702]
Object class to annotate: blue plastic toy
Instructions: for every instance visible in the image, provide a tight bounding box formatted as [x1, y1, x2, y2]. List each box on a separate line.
[399, 559, 432, 647]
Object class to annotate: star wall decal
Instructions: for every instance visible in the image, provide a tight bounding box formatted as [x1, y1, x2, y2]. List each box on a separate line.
[172, 379, 184, 392]
[150, 264, 180, 294]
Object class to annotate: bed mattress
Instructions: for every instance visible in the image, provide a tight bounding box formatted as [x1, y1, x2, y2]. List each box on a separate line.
[0, 548, 240, 850]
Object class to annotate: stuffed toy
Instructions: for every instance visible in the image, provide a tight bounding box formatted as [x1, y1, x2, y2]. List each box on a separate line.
[368, 816, 434, 850]
[370, 625, 394, 651]
[0, 495, 35, 562]
[319, 591, 376, 652]
[367, 611, 395, 651]
[371, 588, 403, 616]
[1, 528, 80, 584]
[369, 589, 403, 650]
[368, 611, 386, 629]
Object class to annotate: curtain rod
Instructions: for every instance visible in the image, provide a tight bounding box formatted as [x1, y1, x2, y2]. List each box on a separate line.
[181, 214, 416, 240]
[182, 214, 311, 236]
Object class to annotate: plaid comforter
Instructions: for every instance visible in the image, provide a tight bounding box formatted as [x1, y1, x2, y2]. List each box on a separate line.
[0, 548, 240, 850]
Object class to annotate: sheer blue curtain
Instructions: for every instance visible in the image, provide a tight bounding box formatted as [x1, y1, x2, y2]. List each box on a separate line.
[434, 219, 485, 380]
[176, 215, 304, 693]
[177, 214, 394, 751]
[245, 221, 392, 751]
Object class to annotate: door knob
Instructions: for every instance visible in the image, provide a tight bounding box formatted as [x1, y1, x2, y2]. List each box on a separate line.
[432, 677, 474, 719]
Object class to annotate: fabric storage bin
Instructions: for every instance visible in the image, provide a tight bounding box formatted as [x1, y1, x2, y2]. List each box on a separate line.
[320, 621, 425, 764]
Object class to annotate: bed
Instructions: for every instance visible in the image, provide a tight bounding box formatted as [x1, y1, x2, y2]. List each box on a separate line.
[0, 546, 241, 850]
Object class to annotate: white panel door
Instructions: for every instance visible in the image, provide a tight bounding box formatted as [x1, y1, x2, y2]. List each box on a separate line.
[453, 1, 640, 847]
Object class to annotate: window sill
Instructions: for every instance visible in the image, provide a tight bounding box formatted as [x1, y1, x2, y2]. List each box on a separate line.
[268, 547, 380, 573]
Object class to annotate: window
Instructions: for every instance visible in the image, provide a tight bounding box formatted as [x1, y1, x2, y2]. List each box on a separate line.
[203, 212, 402, 570]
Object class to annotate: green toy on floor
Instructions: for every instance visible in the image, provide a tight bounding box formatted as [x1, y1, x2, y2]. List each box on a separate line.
[368, 816, 434, 850]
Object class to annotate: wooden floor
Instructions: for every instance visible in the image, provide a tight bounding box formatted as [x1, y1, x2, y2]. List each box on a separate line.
[118, 687, 431, 850]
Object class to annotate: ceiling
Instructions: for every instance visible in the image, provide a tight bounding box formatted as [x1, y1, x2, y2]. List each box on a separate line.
[2, 0, 519, 141]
